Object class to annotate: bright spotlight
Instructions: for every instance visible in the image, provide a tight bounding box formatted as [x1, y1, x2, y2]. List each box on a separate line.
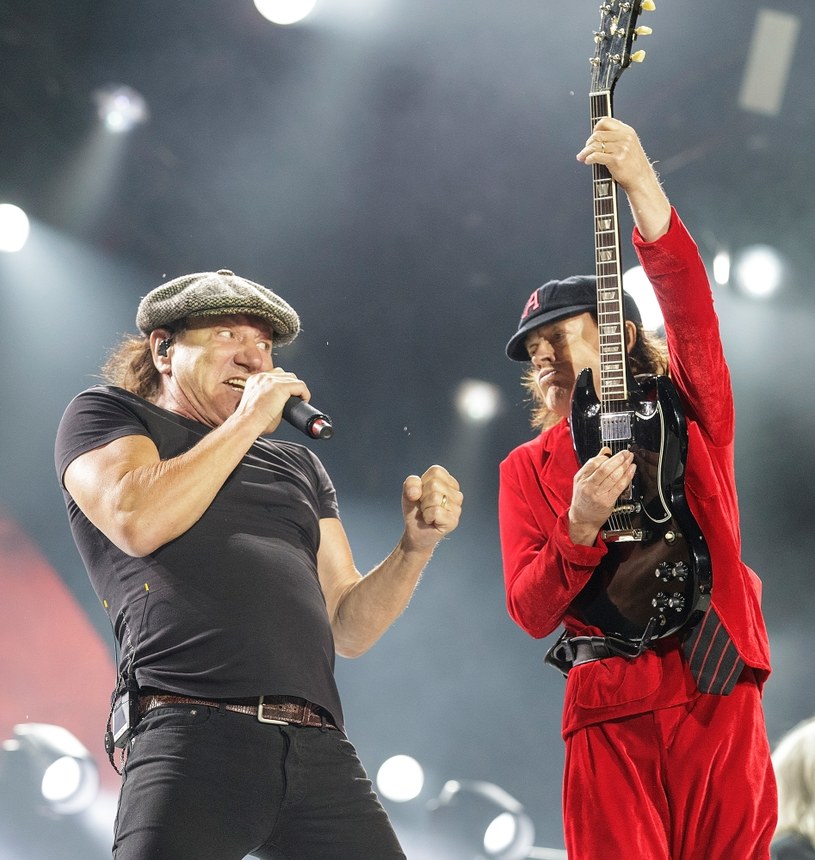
[485, 811, 522, 854]
[2, 723, 99, 816]
[455, 379, 502, 424]
[254, 0, 317, 25]
[622, 266, 664, 330]
[428, 779, 535, 860]
[0, 203, 31, 252]
[93, 84, 149, 134]
[376, 755, 424, 803]
[733, 243, 784, 298]
[712, 249, 731, 286]
[41, 756, 85, 805]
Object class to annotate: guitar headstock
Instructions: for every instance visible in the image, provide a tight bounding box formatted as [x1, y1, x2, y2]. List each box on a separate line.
[590, 0, 654, 94]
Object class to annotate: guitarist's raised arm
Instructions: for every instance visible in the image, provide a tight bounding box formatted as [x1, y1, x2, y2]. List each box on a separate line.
[578, 115, 733, 444]
[577, 116, 672, 243]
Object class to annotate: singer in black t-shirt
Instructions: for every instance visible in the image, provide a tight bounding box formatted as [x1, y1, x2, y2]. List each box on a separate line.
[55, 269, 463, 860]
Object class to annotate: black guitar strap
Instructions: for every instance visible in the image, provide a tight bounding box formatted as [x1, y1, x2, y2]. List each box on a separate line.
[681, 607, 744, 696]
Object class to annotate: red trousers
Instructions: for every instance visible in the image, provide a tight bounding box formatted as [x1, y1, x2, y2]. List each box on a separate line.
[562, 675, 777, 859]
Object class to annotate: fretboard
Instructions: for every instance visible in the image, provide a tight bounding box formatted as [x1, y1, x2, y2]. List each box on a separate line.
[591, 90, 627, 407]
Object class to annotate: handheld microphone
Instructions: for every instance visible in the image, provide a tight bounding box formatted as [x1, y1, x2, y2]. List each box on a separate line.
[282, 397, 334, 440]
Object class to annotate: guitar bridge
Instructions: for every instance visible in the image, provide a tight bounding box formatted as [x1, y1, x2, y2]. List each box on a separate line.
[601, 527, 644, 542]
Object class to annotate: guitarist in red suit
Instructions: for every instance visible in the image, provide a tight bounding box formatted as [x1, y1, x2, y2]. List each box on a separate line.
[498, 117, 777, 859]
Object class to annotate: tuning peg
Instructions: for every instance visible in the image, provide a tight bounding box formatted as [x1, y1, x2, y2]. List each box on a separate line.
[630, 50, 646, 63]
[636, 26, 653, 36]
[641, 0, 656, 11]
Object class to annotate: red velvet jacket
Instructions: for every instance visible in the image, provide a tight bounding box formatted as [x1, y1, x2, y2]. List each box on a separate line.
[499, 211, 771, 736]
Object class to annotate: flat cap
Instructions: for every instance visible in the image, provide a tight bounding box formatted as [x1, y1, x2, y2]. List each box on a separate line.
[136, 269, 300, 346]
[505, 274, 642, 361]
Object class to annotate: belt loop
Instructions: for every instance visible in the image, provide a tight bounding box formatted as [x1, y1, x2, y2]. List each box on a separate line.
[218, 702, 227, 716]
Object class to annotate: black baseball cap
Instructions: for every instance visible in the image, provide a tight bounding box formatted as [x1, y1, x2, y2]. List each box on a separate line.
[505, 274, 642, 361]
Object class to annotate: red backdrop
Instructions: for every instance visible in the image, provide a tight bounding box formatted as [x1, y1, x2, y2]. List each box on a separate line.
[0, 512, 119, 789]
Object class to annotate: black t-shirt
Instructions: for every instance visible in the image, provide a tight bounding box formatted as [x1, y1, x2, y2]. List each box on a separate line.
[55, 385, 344, 727]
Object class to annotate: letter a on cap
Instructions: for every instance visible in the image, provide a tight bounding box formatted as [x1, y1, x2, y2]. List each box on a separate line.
[522, 288, 540, 320]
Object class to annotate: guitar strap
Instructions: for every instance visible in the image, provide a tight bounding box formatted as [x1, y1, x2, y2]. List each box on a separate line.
[680, 608, 744, 696]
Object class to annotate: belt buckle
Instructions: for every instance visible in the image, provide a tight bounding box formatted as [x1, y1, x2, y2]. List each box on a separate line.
[256, 695, 288, 725]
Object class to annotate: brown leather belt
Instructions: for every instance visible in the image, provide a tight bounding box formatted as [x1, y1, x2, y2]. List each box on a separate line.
[139, 694, 337, 729]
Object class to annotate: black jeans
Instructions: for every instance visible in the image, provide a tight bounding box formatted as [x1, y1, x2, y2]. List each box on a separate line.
[113, 703, 405, 859]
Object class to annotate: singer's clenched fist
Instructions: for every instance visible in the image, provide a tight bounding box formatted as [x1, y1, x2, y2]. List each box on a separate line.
[401, 465, 463, 551]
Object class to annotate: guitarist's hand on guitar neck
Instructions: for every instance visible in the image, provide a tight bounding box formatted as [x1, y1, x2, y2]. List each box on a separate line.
[576, 116, 671, 243]
[568, 446, 636, 546]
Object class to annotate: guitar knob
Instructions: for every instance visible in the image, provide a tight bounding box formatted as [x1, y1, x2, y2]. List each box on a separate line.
[651, 593, 669, 625]
[630, 50, 647, 64]
[641, 0, 656, 11]
[652, 592, 684, 613]
[655, 561, 688, 582]
[636, 26, 653, 36]
[655, 562, 672, 582]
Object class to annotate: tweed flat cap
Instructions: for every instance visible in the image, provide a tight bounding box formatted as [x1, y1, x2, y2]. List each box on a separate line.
[136, 269, 300, 346]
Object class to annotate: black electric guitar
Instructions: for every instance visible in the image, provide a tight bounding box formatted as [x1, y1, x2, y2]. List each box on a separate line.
[569, 0, 711, 645]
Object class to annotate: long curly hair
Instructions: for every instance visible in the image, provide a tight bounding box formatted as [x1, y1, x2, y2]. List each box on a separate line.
[101, 321, 188, 400]
[521, 318, 669, 432]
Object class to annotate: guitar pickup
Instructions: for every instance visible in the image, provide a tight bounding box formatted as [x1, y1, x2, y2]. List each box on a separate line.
[600, 412, 632, 442]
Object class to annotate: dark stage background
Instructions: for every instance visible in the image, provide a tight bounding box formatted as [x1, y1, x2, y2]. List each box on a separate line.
[1, 0, 813, 855]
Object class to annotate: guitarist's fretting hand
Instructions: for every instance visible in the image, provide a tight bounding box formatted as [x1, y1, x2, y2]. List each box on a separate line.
[568, 447, 636, 546]
[576, 116, 672, 243]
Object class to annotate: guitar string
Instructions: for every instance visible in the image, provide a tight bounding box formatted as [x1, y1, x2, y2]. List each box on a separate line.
[592, 96, 632, 535]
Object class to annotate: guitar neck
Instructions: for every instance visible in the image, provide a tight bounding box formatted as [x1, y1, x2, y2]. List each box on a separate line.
[591, 91, 628, 407]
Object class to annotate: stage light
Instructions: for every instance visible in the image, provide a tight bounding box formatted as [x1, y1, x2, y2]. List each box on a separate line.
[732, 243, 784, 298]
[622, 265, 664, 330]
[738, 8, 800, 117]
[254, 0, 317, 25]
[712, 249, 731, 287]
[376, 754, 424, 803]
[0, 203, 31, 252]
[428, 779, 535, 860]
[485, 811, 527, 855]
[93, 84, 149, 134]
[455, 379, 502, 424]
[1, 723, 99, 816]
